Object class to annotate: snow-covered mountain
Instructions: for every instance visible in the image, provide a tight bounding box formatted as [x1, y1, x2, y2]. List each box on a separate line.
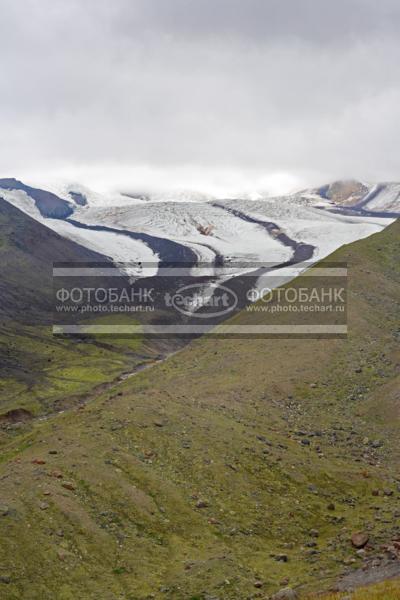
[305, 179, 400, 213]
[0, 178, 397, 285]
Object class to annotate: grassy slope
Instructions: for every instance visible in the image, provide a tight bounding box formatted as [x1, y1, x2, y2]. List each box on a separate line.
[0, 222, 399, 599]
[0, 320, 145, 417]
[0, 199, 158, 420]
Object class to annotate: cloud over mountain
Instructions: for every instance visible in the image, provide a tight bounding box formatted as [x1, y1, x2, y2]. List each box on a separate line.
[1, 0, 400, 192]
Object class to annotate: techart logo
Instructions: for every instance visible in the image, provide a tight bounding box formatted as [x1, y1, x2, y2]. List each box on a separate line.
[165, 284, 238, 318]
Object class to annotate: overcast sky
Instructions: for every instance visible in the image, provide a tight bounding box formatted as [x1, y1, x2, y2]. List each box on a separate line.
[1, 0, 400, 195]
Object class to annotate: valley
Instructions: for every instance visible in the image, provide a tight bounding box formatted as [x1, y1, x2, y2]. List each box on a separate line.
[0, 183, 399, 598]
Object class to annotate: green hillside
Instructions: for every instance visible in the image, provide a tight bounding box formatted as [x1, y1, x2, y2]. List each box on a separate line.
[0, 198, 160, 421]
[0, 221, 399, 599]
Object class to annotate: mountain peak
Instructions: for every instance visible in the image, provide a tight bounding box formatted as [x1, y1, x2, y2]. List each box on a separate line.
[317, 179, 369, 205]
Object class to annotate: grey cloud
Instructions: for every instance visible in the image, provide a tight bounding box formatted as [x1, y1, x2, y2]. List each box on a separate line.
[108, 0, 400, 45]
[0, 0, 399, 191]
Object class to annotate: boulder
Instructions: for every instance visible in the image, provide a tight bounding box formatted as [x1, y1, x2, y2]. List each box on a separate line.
[351, 531, 369, 549]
